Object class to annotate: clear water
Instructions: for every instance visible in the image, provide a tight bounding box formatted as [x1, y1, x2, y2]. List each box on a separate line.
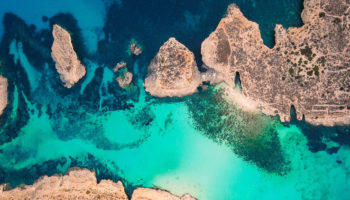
[0, 0, 350, 200]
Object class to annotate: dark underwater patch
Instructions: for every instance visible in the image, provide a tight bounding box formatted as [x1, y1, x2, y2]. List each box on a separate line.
[186, 87, 290, 175]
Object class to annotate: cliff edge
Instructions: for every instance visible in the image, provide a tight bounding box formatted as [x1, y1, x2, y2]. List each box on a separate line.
[201, 0, 350, 126]
[51, 24, 86, 88]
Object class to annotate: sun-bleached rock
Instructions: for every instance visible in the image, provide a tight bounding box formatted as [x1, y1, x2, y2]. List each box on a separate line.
[51, 24, 86, 88]
[131, 188, 196, 200]
[0, 168, 196, 200]
[144, 37, 202, 97]
[201, 1, 350, 126]
[117, 71, 133, 88]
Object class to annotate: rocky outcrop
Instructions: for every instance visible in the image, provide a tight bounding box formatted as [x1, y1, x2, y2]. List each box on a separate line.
[201, 0, 350, 126]
[129, 42, 142, 56]
[0, 76, 8, 121]
[114, 61, 127, 72]
[117, 71, 133, 88]
[0, 168, 196, 200]
[144, 37, 202, 97]
[131, 188, 196, 200]
[51, 24, 86, 88]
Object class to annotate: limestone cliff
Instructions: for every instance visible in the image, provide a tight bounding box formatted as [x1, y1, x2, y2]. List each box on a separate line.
[201, 0, 350, 126]
[0, 168, 196, 200]
[51, 24, 86, 88]
[144, 37, 202, 97]
[0, 76, 8, 121]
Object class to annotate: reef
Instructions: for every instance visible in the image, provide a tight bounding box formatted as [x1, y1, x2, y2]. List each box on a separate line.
[51, 24, 86, 88]
[0, 76, 8, 122]
[144, 37, 202, 97]
[0, 168, 195, 200]
[201, 0, 350, 126]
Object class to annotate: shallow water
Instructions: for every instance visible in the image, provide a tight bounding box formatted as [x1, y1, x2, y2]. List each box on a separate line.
[0, 0, 350, 200]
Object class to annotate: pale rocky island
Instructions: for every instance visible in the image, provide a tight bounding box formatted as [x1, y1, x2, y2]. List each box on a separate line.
[145, 0, 350, 126]
[116, 71, 133, 88]
[144, 37, 202, 97]
[51, 24, 86, 88]
[0, 168, 195, 200]
[129, 41, 143, 56]
[0, 76, 8, 122]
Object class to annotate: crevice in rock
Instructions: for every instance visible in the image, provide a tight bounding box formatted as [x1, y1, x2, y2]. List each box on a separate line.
[234, 71, 242, 91]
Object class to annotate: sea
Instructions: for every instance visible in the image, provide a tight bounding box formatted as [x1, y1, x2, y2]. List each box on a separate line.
[0, 0, 349, 199]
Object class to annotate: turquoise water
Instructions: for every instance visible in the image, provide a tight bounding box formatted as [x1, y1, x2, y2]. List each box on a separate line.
[0, 0, 350, 199]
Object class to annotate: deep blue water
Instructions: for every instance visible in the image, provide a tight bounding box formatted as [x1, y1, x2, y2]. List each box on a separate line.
[0, 0, 350, 199]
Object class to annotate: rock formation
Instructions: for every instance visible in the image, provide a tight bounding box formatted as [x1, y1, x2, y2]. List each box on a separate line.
[0, 168, 196, 200]
[131, 188, 195, 200]
[51, 24, 86, 88]
[144, 37, 202, 97]
[114, 61, 127, 72]
[201, 0, 350, 126]
[117, 71, 133, 88]
[129, 42, 142, 56]
[0, 76, 8, 122]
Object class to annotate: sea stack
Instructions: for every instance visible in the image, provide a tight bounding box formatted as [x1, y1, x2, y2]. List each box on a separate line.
[51, 24, 86, 88]
[0, 76, 8, 122]
[144, 37, 202, 97]
[201, 1, 350, 126]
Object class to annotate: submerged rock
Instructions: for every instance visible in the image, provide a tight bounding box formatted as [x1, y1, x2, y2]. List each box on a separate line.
[129, 41, 143, 56]
[51, 24, 86, 88]
[201, 1, 350, 126]
[117, 71, 133, 88]
[0, 168, 196, 200]
[144, 37, 202, 97]
[0, 76, 8, 122]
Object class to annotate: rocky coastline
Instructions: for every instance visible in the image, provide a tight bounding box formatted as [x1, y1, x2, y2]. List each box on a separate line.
[0, 76, 8, 122]
[0, 168, 195, 200]
[201, 0, 350, 126]
[144, 0, 350, 126]
[51, 24, 86, 88]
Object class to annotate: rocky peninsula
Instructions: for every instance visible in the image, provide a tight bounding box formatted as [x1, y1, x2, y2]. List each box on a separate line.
[0, 76, 8, 122]
[144, 37, 202, 97]
[51, 24, 86, 88]
[200, 0, 350, 126]
[0, 168, 195, 200]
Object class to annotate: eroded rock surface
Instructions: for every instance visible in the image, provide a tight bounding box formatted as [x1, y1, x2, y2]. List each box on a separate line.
[117, 71, 133, 88]
[114, 61, 127, 72]
[144, 37, 202, 97]
[131, 188, 196, 200]
[51, 24, 86, 88]
[0, 168, 195, 200]
[201, 1, 350, 126]
[0, 76, 8, 121]
[129, 42, 143, 56]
